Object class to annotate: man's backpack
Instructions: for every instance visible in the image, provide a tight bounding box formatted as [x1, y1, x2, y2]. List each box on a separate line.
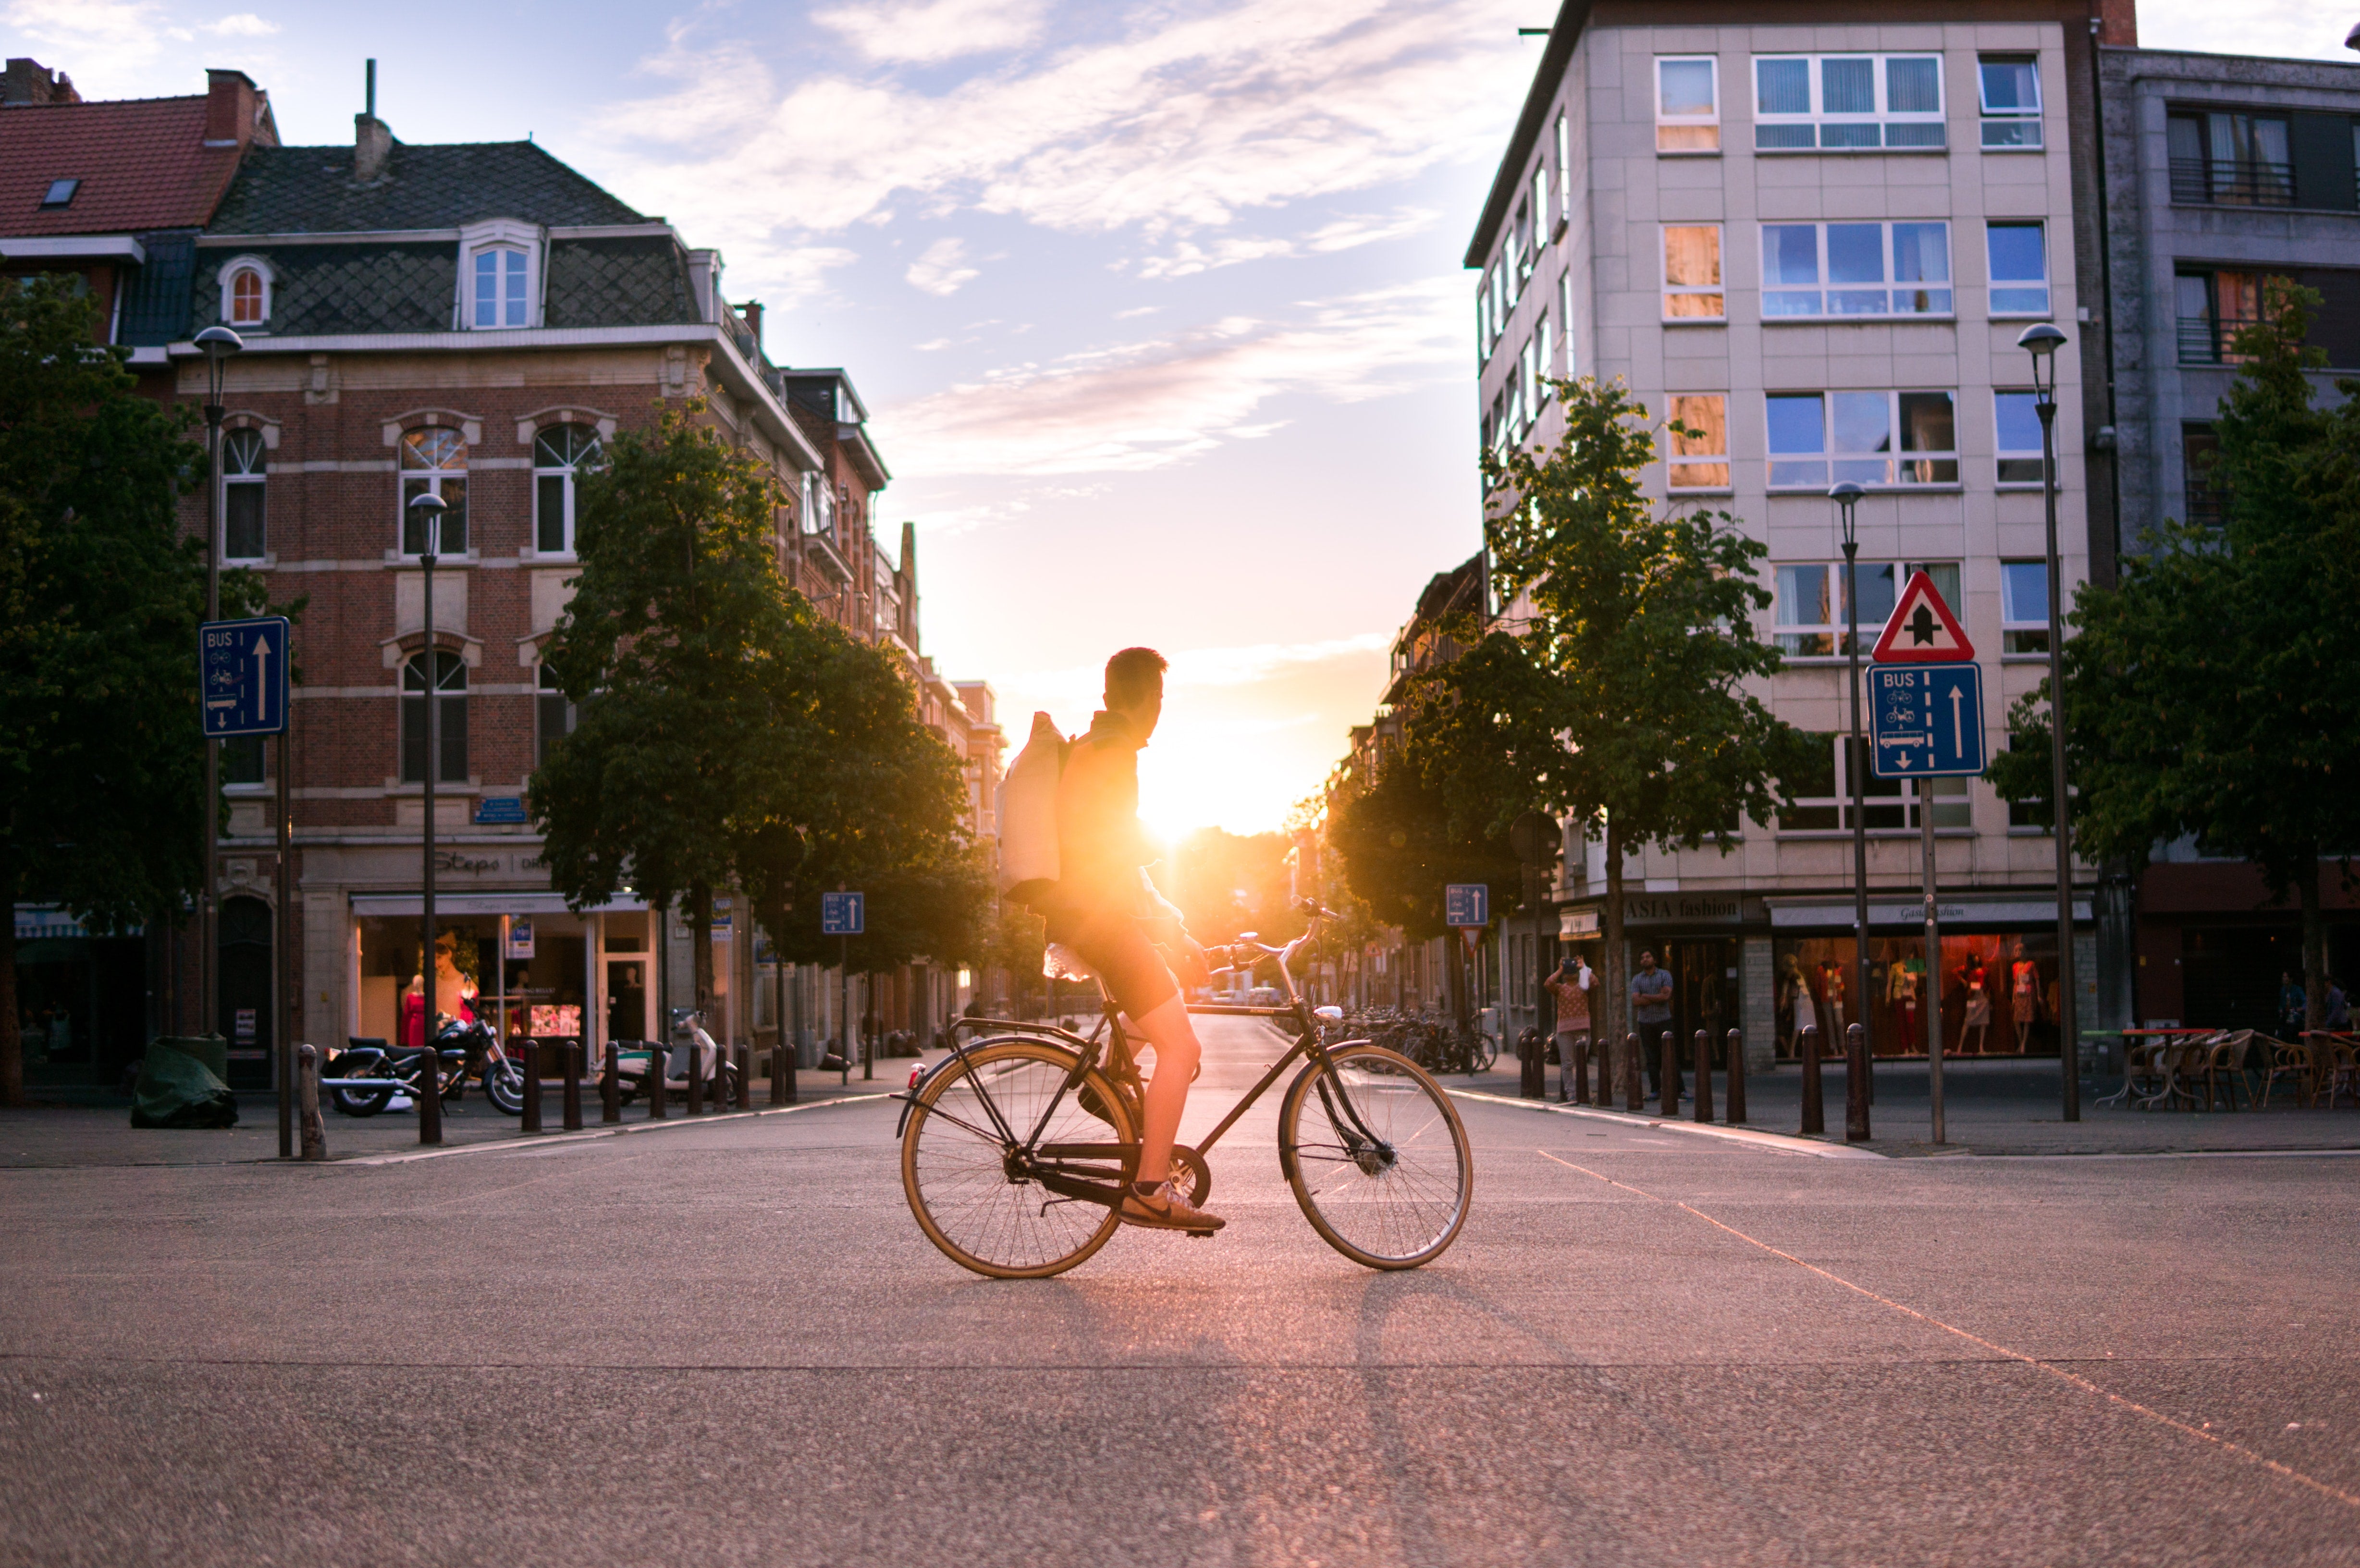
[998, 711, 1068, 909]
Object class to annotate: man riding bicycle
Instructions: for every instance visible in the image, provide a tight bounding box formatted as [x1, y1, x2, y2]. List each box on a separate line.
[1044, 648, 1224, 1234]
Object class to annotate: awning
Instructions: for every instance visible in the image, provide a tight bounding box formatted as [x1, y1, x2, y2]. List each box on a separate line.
[350, 892, 647, 917]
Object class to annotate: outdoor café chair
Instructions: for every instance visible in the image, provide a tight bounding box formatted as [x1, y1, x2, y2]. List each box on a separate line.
[2256, 1036, 2315, 1109]
[2197, 1031, 2253, 1112]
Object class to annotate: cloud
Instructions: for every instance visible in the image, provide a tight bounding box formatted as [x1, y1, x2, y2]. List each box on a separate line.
[905, 236, 979, 296]
[3, 0, 174, 69]
[2135, 1, 2357, 63]
[203, 11, 275, 34]
[814, 0, 1052, 65]
[1133, 207, 1438, 280]
[873, 278, 1459, 477]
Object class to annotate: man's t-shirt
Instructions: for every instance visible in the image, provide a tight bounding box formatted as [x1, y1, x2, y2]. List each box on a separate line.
[1050, 709, 1153, 920]
[1630, 967, 1673, 1024]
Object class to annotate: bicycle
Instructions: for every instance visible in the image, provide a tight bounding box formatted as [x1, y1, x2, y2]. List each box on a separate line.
[895, 902, 1474, 1279]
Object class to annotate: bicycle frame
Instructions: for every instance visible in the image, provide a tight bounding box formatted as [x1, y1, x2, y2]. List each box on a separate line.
[898, 908, 1397, 1208]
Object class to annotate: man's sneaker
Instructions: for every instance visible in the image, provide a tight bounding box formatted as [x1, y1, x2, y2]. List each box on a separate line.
[1119, 1181, 1225, 1233]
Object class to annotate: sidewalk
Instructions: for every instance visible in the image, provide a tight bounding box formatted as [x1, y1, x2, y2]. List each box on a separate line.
[0, 1055, 932, 1169]
[1452, 1052, 2360, 1157]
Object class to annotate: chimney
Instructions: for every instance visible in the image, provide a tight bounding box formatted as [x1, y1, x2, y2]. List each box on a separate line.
[204, 68, 258, 145]
[743, 299, 763, 350]
[355, 60, 392, 184]
[2, 57, 80, 106]
[2095, 0, 2138, 47]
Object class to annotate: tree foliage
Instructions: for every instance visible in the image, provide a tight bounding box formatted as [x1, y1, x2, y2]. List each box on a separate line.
[1990, 281, 2360, 1028]
[1329, 747, 1523, 945]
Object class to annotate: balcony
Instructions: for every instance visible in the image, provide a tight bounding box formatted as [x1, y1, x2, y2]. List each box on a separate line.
[2176, 314, 2261, 366]
[2169, 157, 2293, 208]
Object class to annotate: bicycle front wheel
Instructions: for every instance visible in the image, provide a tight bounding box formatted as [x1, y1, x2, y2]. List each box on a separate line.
[902, 1039, 1135, 1280]
[1279, 1043, 1472, 1270]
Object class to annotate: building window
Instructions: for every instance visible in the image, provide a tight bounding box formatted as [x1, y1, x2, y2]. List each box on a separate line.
[1774, 562, 1960, 658]
[1778, 733, 1918, 832]
[1667, 395, 1729, 491]
[222, 429, 267, 560]
[2176, 269, 2263, 365]
[2001, 560, 2049, 654]
[470, 245, 530, 328]
[1508, 201, 1531, 295]
[1531, 164, 1550, 246]
[1995, 392, 2046, 486]
[228, 267, 266, 326]
[1978, 56, 2041, 148]
[1761, 221, 1951, 318]
[532, 424, 601, 555]
[1753, 54, 1944, 152]
[400, 651, 468, 784]
[1662, 225, 1723, 319]
[2169, 112, 2292, 207]
[1986, 222, 2050, 316]
[1766, 392, 1957, 489]
[799, 470, 834, 537]
[1555, 110, 1573, 220]
[1559, 269, 1576, 377]
[40, 177, 79, 208]
[1657, 56, 1719, 152]
[221, 735, 266, 785]
[1475, 280, 1490, 364]
[535, 665, 577, 770]
[399, 428, 468, 556]
[2181, 423, 2223, 525]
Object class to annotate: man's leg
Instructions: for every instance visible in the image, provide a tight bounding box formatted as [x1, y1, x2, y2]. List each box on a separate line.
[1127, 991, 1202, 1185]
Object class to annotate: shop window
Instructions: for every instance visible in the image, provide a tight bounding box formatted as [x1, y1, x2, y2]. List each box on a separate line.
[535, 665, 577, 770]
[400, 650, 468, 784]
[1986, 223, 2050, 316]
[1766, 391, 1958, 489]
[222, 428, 267, 560]
[2181, 423, 2223, 525]
[1753, 54, 1944, 152]
[1995, 392, 2046, 486]
[1775, 561, 1960, 657]
[2001, 560, 2050, 655]
[1978, 56, 2041, 148]
[1775, 935, 2059, 1058]
[1662, 225, 1723, 319]
[1657, 56, 1719, 152]
[399, 428, 468, 556]
[532, 423, 602, 555]
[1667, 394, 1729, 491]
[1761, 221, 1951, 318]
[2169, 111, 2292, 206]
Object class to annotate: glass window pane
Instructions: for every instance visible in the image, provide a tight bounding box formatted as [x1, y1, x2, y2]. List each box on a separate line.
[225, 483, 266, 559]
[1822, 58, 1875, 115]
[1766, 395, 1825, 455]
[2167, 115, 2202, 165]
[2002, 561, 2048, 624]
[1885, 57, 1940, 114]
[1757, 58, 1810, 115]
[1826, 225, 1885, 284]
[473, 251, 497, 328]
[1660, 59, 1715, 117]
[537, 475, 568, 552]
[1918, 562, 1962, 611]
[1664, 226, 1720, 286]
[1763, 226, 1820, 286]
[1831, 392, 1890, 454]
[441, 694, 468, 782]
[1987, 223, 2044, 283]
[1849, 563, 1898, 629]
[1995, 392, 2042, 454]
[1892, 223, 1948, 283]
[1898, 392, 1955, 453]
[1979, 58, 2038, 113]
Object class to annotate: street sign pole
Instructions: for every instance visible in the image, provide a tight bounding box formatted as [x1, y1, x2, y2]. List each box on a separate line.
[1921, 775, 1944, 1145]
[277, 728, 293, 1159]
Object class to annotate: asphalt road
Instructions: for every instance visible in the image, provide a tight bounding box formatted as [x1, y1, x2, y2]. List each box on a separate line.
[2, 1015, 2354, 1567]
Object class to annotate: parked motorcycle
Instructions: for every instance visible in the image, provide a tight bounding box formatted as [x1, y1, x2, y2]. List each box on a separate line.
[326, 1018, 473, 1117]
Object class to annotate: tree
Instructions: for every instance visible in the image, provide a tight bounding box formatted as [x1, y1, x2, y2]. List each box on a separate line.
[0, 279, 242, 1103]
[1991, 280, 2360, 1032]
[1422, 376, 1810, 1053]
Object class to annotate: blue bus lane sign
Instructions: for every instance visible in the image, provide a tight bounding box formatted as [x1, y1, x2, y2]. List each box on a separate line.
[1868, 662, 1986, 779]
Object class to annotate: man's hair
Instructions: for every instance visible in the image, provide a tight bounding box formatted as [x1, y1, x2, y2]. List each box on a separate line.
[1105, 647, 1168, 709]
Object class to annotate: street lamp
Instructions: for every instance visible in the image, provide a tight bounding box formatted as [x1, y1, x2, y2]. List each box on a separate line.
[407, 490, 449, 1147]
[193, 325, 242, 1044]
[2018, 320, 2079, 1123]
[1830, 480, 1872, 1135]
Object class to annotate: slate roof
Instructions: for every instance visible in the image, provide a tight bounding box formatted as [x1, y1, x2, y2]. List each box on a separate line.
[0, 96, 246, 238]
[209, 141, 645, 234]
[189, 236, 696, 335]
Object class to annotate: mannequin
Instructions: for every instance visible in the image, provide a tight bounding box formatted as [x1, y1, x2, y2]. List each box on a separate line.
[1778, 952, 1816, 1056]
[1887, 952, 1922, 1053]
[1817, 956, 1848, 1043]
[399, 931, 479, 1050]
[1958, 955, 1992, 1055]
[2010, 939, 2041, 1053]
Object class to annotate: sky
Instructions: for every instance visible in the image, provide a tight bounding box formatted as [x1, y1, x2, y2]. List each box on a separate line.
[8, 0, 2353, 842]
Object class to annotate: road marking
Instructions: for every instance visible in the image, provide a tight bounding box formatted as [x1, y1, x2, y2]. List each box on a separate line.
[1451, 1088, 1883, 1159]
[334, 1094, 881, 1166]
[1535, 1148, 2360, 1513]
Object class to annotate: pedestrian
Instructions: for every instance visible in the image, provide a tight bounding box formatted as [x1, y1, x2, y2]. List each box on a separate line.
[1630, 949, 1675, 1101]
[2278, 970, 2306, 1039]
[1545, 954, 1596, 1101]
[2324, 976, 2349, 1033]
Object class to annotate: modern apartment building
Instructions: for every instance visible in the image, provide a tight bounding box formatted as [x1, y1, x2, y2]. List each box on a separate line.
[2097, 40, 2360, 1031]
[1469, 0, 2134, 1065]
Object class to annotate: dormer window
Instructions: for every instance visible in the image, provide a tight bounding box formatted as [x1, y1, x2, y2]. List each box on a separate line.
[217, 256, 274, 329]
[41, 178, 79, 208]
[472, 246, 528, 328]
[458, 221, 541, 330]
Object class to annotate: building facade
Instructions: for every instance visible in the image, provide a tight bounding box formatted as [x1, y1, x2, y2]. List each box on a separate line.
[1467, 0, 2134, 1065]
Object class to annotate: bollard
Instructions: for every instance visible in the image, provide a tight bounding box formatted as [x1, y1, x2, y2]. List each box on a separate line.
[647, 1042, 666, 1120]
[1800, 1025, 1824, 1136]
[1519, 1029, 1545, 1099]
[686, 1035, 705, 1116]
[1624, 1033, 1643, 1113]
[1567, 1034, 1589, 1104]
[522, 1039, 543, 1134]
[562, 1041, 584, 1132]
[769, 1037, 787, 1106]
[1845, 1022, 1871, 1142]
[1725, 1027, 1746, 1125]
[1693, 1029, 1714, 1124]
[602, 1041, 621, 1125]
[734, 1044, 751, 1111]
[1659, 1029, 1680, 1117]
[297, 1044, 327, 1161]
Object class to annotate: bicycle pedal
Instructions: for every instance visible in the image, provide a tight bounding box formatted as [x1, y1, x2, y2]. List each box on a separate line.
[1186, 1228, 1216, 1239]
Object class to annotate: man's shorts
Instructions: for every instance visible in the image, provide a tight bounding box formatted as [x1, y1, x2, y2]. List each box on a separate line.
[1051, 906, 1179, 1019]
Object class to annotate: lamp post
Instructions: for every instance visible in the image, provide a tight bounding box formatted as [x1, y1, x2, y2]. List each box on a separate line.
[407, 490, 449, 1146]
[193, 326, 243, 1041]
[2019, 321, 2079, 1122]
[1830, 480, 1871, 1127]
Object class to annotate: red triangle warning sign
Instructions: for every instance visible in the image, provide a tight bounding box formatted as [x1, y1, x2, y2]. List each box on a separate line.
[1870, 570, 1975, 663]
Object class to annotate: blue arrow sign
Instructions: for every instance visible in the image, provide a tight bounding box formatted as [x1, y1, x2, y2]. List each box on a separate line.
[200, 616, 291, 738]
[1444, 883, 1490, 928]
[821, 891, 865, 935]
[1868, 663, 1986, 779]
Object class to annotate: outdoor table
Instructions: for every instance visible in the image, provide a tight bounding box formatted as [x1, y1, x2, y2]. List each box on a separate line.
[2095, 1028, 2214, 1109]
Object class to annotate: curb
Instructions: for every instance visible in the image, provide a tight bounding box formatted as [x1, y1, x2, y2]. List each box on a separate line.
[1446, 1087, 1886, 1159]
[334, 1092, 882, 1167]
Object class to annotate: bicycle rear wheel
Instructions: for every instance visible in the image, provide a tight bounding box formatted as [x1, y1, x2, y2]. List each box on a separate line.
[1279, 1043, 1472, 1270]
[902, 1039, 1135, 1279]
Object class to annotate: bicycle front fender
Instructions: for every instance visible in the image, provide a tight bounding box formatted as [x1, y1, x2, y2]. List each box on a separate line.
[1275, 1040, 1374, 1183]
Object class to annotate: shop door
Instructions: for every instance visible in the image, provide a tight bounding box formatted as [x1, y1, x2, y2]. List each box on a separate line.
[217, 896, 273, 1089]
[607, 960, 647, 1045]
[1658, 938, 1739, 1067]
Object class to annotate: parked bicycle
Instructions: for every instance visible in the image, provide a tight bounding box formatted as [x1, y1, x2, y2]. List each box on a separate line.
[894, 902, 1474, 1278]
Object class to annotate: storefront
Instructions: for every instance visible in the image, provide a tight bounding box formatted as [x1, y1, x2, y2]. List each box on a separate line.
[1556, 893, 1759, 1070]
[12, 905, 150, 1091]
[348, 894, 651, 1049]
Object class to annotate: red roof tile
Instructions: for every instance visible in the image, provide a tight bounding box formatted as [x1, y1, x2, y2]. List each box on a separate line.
[0, 96, 248, 238]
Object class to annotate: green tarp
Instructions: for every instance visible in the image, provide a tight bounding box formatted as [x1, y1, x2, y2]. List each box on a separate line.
[130, 1040, 239, 1129]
